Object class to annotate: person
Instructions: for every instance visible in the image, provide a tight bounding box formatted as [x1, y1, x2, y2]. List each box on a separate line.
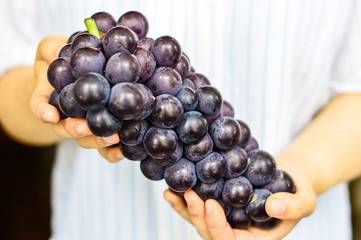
[1, 0, 361, 239]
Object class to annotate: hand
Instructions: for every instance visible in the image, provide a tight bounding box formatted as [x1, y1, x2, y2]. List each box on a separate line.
[163, 163, 316, 240]
[30, 35, 123, 163]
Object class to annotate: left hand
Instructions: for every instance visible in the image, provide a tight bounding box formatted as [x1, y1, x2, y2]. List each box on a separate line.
[163, 163, 316, 240]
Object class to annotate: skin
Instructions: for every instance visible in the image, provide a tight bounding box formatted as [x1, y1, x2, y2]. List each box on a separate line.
[1, 35, 361, 239]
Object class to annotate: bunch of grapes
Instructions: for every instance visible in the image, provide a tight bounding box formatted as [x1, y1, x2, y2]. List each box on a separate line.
[48, 11, 295, 230]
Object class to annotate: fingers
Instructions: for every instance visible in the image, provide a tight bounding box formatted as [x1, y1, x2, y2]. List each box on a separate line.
[98, 146, 124, 163]
[52, 118, 92, 137]
[163, 189, 192, 223]
[76, 134, 119, 149]
[184, 191, 212, 240]
[35, 35, 68, 64]
[204, 199, 235, 240]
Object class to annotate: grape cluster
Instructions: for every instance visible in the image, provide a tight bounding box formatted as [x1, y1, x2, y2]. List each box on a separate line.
[48, 11, 296, 230]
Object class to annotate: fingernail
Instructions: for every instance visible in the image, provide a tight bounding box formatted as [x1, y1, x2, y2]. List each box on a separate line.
[270, 199, 285, 216]
[185, 194, 193, 207]
[103, 135, 119, 145]
[206, 201, 213, 215]
[75, 123, 91, 136]
[42, 112, 53, 123]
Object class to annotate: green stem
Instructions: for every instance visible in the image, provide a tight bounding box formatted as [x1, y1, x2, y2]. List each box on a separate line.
[84, 18, 101, 38]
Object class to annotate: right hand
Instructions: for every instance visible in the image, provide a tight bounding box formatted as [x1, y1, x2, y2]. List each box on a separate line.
[30, 35, 124, 163]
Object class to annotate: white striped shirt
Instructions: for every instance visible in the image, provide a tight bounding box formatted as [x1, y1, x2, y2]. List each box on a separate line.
[2, 0, 361, 239]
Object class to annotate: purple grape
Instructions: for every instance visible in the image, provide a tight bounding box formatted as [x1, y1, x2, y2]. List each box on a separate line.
[196, 152, 225, 183]
[140, 157, 165, 181]
[253, 218, 280, 229]
[188, 66, 196, 75]
[186, 73, 210, 90]
[47, 58, 75, 92]
[182, 78, 196, 90]
[143, 127, 178, 160]
[244, 150, 276, 186]
[164, 158, 197, 192]
[215, 198, 232, 217]
[192, 178, 224, 201]
[151, 36, 182, 67]
[176, 87, 198, 112]
[222, 176, 253, 208]
[108, 82, 145, 120]
[103, 26, 139, 57]
[146, 67, 182, 96]
[48, 90, 67, 119]
[175, 111, 208, 144]
[205, 111, 221, 127]
[220, 100, 235, 118]
[118, 119, 150, 146]
[236, 120, 251, 146]
[73, 72, 110, 111]
[86, 107, 123, 137]
[134, 83, 155, 120]
[245, 189, 272, 222]
[173, 54, 190, 79]
[209, 116, 241, 150]
[219, 146, 248, 178]
[70, 47, 105, 78]
[242, 137, 259, 153]
[134, 47, 156, 82]
[58, 83, 86, 118]
[91, 12, 116, 34]
[71, 33, 102, 53]
[137, 37, 154, 51]
[117, 11, 149, 38]
[148, 94, 184, 128]
[119, 142, 148, 161]
[153, 141, 183, 167]
[262, 170, 295, 193]
[58, 44, 72, 58]
[183, 133, 213, 161]
[67, 31, 81, 44]
[196, 85, 223, 117]
[227, 208, 252, 229]
[105, 52, 141, 84]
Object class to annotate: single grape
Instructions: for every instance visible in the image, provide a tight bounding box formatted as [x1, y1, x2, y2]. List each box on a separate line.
[137, 37, 154, 51]
[67, 31, 81, 44]
[186, 73, 210, 90]
[219, 146, 248, 178]
[164, 158, 197, 192]
[143, 127, 178, 159]
[117, 11, 149, 38]
[108, 82, 145, 120]
[176, 87, 198, 112]
[227, 208, 252, 229]
[134, 47, 156, 82]
[140, 157, 165, 181]
[103, 26, 139, 57]
[188, 66, 196, 75]
[73, 72, 110, 111]
[48, 90, 67, 119]
[118, 119, 150, 146]
[119, 142, 148, 161]
[236, 120, 251, 146]
[196, 85, 223, 117]
[105, 52, 141, 84]
[182, 78, 196, 90]
[151, 36, 182, 67]
[86, 107, 123, 137]
[222, 176, 253, 208]
[148, 94, 184, 128]
[183, 133, 213, 161]
[209, 116, 241, 150]
[253, 218, 280, 229]
[47, 58, 75, 92]
[196, 152, 225, 183]
[134, 83, 155, 120]
[58, 83, 86, 118]
[262, 170, 295, 193]
[242, 137, 259, 153]
[243, 150, 276, 186]
[192, 178, 224, 201]
[91, 12, 116, 34]
[70, 47, 105, 78]
[215, 198, 232, 217]
[220, 100, 235, 118]
[173, 54, 190, 79]
[175, 111, 208, 144]
[152, 141, 183, 167]
[71, 33, 102, 53]
[245, 189, 272, 222]
[146, 67, 182, 96]
[58, 44, 72, 58]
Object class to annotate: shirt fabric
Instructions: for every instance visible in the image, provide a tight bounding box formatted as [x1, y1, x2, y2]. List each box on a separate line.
[2, 0, 361, 239]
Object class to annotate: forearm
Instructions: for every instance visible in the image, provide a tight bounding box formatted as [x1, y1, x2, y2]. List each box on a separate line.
[0, 66, 60, 146]
[278, 93, 361, 194]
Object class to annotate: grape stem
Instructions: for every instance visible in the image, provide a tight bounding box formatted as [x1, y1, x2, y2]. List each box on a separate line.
[84, 18, 101, 38]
